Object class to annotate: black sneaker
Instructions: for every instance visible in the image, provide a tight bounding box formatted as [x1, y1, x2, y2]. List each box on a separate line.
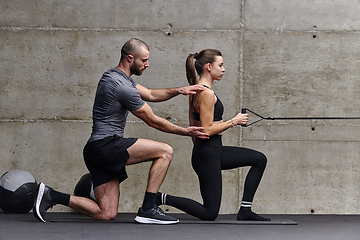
[33, 182, 56, 222]
[134, 205, 179, 224]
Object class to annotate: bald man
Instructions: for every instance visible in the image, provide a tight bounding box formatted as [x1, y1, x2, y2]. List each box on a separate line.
[33, 38, 208, 224]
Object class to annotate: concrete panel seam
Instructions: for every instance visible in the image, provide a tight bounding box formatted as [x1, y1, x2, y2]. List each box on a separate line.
[245, 29, 360, 34]
[0, 26, 243, 33]
[238, 0, 246, 207]
[245, 139, 360, 143]
[0, 119, 193, 125]
[0, 119, 92, 123]
[242, 123, 360, 127]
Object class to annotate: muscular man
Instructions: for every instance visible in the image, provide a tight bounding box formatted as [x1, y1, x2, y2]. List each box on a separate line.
[33, 38, 209, 224]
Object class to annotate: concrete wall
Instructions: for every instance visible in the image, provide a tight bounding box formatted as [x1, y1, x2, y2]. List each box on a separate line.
[1, 0, 360, 214]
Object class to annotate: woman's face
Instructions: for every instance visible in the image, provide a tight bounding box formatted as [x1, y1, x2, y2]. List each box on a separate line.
[210, 56, 225, 80]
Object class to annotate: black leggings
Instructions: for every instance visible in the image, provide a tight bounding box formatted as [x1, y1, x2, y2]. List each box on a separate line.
[165, 135, 267, 221]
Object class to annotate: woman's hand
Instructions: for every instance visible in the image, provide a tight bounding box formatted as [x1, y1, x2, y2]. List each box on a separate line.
[232, 113, 249, 126]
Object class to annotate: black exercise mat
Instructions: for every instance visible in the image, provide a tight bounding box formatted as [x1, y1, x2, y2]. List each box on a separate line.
[49, 213, 297, 225]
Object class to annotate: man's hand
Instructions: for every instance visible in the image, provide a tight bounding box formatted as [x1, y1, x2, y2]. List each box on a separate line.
[186, 126, 209, 139]
[137, 84, 206, 102]
[178, 84, 207, 95]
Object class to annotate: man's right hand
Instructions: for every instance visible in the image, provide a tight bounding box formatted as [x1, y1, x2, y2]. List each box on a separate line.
[186, 126, 209, 139]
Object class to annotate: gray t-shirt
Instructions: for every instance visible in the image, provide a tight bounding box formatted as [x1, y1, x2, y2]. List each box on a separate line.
[88, 68, 145, 142]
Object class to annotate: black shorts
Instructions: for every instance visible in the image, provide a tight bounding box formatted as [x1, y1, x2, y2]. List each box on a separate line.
[83, 135, 137, 188]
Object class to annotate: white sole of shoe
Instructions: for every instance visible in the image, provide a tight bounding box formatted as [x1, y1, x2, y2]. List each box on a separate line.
[134, 216, 179, 225]
[34, 183, 46, 222]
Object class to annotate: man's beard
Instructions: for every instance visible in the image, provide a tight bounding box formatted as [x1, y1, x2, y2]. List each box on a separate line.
[130, 62, 143, 76]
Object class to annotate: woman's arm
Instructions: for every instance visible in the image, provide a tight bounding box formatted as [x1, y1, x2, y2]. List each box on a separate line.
[198, 90, 248, 136]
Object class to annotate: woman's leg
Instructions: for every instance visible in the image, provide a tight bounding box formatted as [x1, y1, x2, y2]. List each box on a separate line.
[221, 146, 267, 202]
[221, 146, 270, 221]
[158, 138, 223, 221]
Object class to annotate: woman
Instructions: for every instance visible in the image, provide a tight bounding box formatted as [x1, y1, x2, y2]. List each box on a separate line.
[157, 49, 269, 221]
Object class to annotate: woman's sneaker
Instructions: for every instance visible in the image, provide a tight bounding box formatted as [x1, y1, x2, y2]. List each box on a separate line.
[33, 182, 56, 222]
[135, 205, 179, 224]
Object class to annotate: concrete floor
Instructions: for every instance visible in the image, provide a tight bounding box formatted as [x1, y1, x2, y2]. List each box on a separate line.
[1, 212, 360, 240]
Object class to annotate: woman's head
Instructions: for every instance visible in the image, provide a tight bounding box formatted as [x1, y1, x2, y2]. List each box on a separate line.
[186, 49, 223, 85]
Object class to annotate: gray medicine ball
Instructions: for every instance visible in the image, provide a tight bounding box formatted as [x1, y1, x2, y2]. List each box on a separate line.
[0, 170, 38, 213]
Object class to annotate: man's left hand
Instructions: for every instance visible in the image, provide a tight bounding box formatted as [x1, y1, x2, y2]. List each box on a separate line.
[178, 84, 207, 95]
[186, 126, 209, 139]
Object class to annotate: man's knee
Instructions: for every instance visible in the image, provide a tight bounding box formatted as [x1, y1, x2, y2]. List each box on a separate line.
[103, 211, 118, 221]
[96, 209, 118, 221]
[158, 143, 173, 166]
[162, 143, 173, 160]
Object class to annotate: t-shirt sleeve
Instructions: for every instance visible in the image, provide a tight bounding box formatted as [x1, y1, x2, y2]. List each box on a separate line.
[115, 84, 145, 111]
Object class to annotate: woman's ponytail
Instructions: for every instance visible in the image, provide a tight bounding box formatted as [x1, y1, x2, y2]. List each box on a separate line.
[186, 54, 197, 85]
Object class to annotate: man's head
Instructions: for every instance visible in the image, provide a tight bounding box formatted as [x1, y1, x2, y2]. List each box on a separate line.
[120, 38, 150, 76]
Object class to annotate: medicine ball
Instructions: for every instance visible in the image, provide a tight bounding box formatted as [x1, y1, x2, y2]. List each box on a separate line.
[74, 173, 96, 202]
[0, 170, 38, 213]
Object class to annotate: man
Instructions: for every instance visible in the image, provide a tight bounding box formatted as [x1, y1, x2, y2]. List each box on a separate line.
[33, 38, 208, 224]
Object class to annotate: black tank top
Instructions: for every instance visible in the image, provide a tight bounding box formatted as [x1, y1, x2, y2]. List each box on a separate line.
[191, 85, 223, 122]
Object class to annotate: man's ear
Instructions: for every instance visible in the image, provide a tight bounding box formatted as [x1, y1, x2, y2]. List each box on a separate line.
[127, 54, 134, 63]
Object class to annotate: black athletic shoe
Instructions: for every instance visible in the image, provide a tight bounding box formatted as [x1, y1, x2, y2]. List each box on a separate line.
[33, 182, 56, 222]
[134, 205, 179, 224]
[237, 207, 271, 221]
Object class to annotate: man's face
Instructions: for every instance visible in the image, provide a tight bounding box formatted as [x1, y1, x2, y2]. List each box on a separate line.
[130, 47, 150, 76]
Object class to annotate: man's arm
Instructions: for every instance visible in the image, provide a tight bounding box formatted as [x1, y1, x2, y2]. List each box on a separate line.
[136, 84, 206, 102]
[131, 102, 209, 139]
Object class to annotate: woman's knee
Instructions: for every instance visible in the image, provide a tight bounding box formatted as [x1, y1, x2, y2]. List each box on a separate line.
[255, 151, 267, 168]
[261, 153, 268, 166]
[200, 211, 218, 221]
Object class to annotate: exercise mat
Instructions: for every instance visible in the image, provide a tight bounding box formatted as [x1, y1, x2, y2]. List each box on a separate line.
[49, 213, 297, 225]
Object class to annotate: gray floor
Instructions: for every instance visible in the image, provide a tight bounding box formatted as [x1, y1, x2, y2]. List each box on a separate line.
[1, 212, 360, 240]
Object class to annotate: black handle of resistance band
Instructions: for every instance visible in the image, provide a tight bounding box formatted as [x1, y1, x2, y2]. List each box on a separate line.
[241, 108, 248, 127]
[240, 108, 360, 126]
[241, 108, 272, 126]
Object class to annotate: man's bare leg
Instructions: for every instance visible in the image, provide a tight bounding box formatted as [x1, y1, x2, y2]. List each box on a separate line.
[126, 138, 173, 193]
[69, 138, 173, 221]
[126, 138, 179, 224]
[68, 178, 120, 221]
[33, 138, 176, 223]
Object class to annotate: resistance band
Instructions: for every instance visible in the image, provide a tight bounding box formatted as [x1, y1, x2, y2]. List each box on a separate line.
[241, 108, 360, 127]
